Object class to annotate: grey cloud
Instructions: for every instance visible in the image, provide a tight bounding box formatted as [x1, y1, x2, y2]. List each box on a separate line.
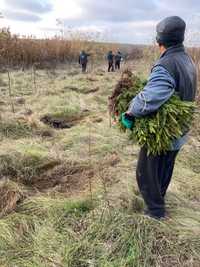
[77, 0, 158, 22]
[159, 0, 200, 11]
[62, 0, 184, 27]
[61, 0, 200, 44]
[104, 21, 156, 44]
[64, 0, 200, 25]
[3, 10, 42, 22]
[3, 0, 200, 44]
[5, 0, 53, 14]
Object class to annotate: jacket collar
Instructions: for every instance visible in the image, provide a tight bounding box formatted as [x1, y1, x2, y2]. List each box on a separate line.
[160, 44, 185, 59]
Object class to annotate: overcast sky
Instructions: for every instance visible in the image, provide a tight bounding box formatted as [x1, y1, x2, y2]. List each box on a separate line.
[0, 0, 200, 44]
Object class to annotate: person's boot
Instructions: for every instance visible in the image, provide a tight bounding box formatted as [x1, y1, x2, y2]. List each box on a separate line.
[143, 209, 166, 220]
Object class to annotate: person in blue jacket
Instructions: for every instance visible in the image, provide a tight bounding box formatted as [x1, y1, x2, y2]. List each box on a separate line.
[115, 51, 122, 70]
[79, 50, 90, 73]
[107, 51, 115, 72]
[124, 16, 197, 219]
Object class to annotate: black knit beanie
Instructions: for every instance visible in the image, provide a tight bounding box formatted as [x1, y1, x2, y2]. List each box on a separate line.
[156, 16, 186, 47]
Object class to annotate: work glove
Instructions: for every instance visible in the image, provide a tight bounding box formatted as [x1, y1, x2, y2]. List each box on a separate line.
[121, 112, 134, 130]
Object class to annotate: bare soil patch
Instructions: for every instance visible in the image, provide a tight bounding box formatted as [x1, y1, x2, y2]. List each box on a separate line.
[40, 113, 86, 129]
[30, 153, 120, 196]
[31, 161, 94, 195]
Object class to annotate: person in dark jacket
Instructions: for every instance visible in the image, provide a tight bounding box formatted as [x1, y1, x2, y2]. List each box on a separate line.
[79, 50, 90, 73]
[124, 16, 197, 219]
[115, 51, 122, 70]
[107, 51, 115, 72]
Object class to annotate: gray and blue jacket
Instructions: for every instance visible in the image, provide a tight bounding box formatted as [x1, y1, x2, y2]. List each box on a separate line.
[79, 52, 90, 64]
[128, 45, 197, 151]
[115, 52, 122, 62]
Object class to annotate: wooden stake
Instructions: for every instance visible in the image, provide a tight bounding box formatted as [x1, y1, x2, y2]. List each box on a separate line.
[7, 69, 15, 113]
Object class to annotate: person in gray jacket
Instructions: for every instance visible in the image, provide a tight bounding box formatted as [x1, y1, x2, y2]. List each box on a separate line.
[125, 16, 197, 219]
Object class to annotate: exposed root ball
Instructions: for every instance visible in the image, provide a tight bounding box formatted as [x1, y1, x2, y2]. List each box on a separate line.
[108, 69, 142, 115]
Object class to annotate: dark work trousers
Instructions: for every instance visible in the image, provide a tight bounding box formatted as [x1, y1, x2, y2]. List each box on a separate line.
[115, 60, 121, 70]
[108, 61, 114, 72]
[136, 147, 179, 218]
[81, 62, 87, 73]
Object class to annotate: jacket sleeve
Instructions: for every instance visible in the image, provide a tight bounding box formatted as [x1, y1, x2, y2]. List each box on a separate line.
[128, 66, 176, 117]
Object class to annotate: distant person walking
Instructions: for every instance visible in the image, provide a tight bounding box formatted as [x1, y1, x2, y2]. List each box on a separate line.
[79, 50, 90, 73]
[107, 51, 115, 72]
[115, 51, 122, 70]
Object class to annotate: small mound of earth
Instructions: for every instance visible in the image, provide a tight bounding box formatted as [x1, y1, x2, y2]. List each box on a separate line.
[95, 69, 105, 76]
[0, 100, 6, 106]
[40, 113, 86, 129]
[92, 117, 103, 123]
[0, 180, 24, 217]
[87, 77, 98, 82]
[15, 97, 26, 105]
[64, 86, 99, 95]
[31, 162, 95, 196]
[36, 128, 54, 138]
[0, 80, 7, 87]
[83, 87, 99, 94]
[30, 154, 120, 196]
[64, 86, 80, 93]
[67, 70, 80, 76]
[17, 109, 33, 116]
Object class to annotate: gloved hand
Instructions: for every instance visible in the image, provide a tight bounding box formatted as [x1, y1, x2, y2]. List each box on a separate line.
[121, 112, 134, 130]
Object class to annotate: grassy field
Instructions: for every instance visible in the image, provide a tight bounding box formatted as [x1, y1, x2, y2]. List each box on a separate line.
[0, 59, 199, 267]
